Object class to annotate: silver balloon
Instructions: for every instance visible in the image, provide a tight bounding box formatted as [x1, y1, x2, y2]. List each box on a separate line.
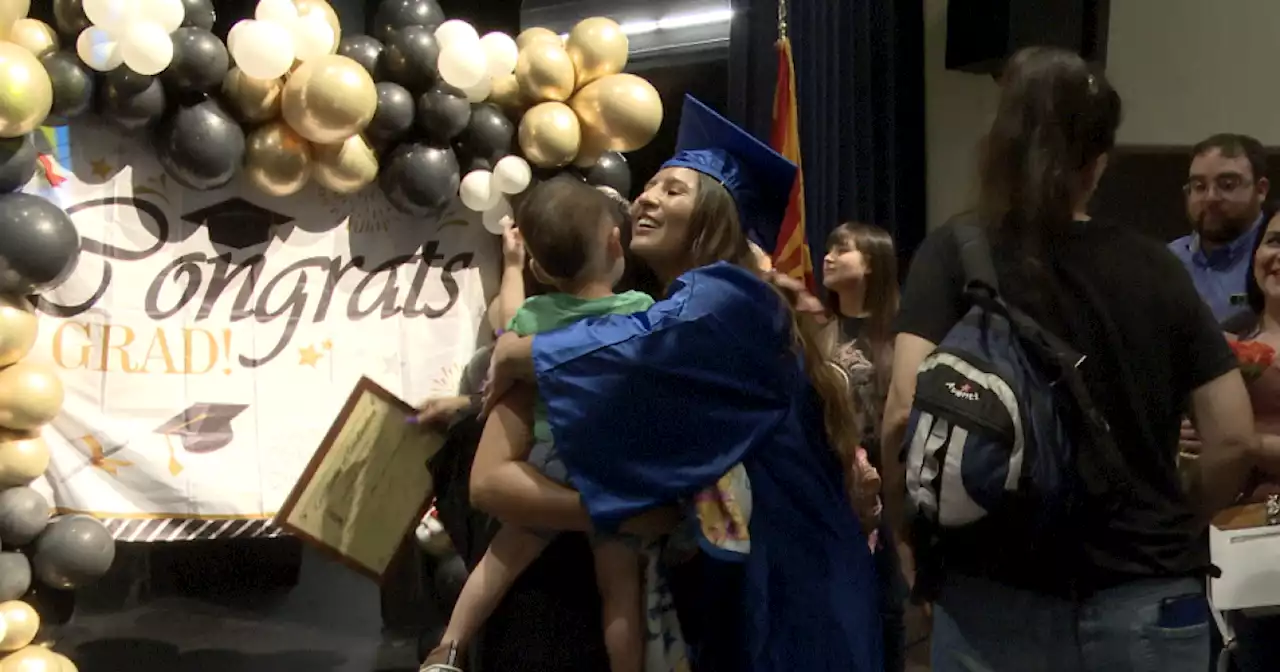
[0, 486, 49, 547]
[31, 515, 116, 590]
[0, 551, 31, 600]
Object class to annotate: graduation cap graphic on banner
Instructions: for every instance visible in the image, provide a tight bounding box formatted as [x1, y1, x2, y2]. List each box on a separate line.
[182, 198, 293, 249]
[153, 403, 249, 476]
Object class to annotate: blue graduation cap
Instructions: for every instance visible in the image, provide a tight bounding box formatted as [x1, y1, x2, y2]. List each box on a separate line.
[661, 95, 799, 252]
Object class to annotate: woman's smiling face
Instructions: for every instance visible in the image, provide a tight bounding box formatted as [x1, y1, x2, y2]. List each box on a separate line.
[628, 166, 700, 267]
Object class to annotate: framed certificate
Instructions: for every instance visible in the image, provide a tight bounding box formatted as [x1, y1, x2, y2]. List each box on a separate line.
[275, 376, 445, 583]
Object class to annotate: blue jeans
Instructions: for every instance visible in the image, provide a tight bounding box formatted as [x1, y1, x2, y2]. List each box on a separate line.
[932, 573, 1209, 672]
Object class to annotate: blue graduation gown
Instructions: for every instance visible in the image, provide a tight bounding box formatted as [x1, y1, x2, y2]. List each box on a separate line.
[532, 261, 882, 672]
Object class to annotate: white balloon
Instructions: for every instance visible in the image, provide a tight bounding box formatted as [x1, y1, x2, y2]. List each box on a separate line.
[136, 0, 185, 33]
[255, 0, 299, 26]
[84, 0, 138, 36]
[229, 20, 296, 80]
[460, 170, 501, 212]
[437, 43, 488, 90]
[435, 20, 480, 52]
[120, 20, 174, 75]
[462, 75, 491, 103]
[492, 156, 532, 195]
[76, 26, 124, 72]
[292, 14, 335, 61]
[482, 198, 514, 235]
[479, 32, 518, 77]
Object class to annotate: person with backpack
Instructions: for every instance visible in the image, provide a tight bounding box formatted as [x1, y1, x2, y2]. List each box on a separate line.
[879, 46, 1256, 671]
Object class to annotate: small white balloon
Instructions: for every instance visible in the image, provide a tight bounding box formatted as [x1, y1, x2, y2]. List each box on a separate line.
[136, 0, 186, 33]
[229, 19, 296, 80]
[84, 0, 138, 36]
[482, 198, 514, 235]
[435, 19, 480, 51]
[255, 0, 299, 26]
[437, 43, 488, 90]
[462, 75, 491, 103]
[76, 26, 124, 71]
[460, 170, 501, 212]
[492, 156, 532, 195]
[292, 14, 335, 61]
[120, 20, 174, 75]
[479, 32, 518, 77]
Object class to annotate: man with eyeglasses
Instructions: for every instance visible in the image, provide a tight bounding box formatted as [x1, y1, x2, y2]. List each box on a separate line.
[1169, 133, 1271, 322]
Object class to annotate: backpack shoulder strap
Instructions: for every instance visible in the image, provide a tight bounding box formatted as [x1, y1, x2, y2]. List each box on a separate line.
[951, 222, 1000, 294]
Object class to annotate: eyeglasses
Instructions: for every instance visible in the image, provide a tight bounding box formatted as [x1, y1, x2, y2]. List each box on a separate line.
[1184, 175, 1254, 198]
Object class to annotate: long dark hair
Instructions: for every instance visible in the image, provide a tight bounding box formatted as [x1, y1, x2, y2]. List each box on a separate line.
[822, 223, 900, 348]
[978, 47, 1121, 269]
[1223, 206, 1277, 337]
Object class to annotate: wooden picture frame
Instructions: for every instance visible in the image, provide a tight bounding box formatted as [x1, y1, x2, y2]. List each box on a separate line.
[275, 376, 444, 583]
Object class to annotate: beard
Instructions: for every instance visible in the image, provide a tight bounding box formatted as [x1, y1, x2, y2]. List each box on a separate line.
[1197, 209, 1258, 245]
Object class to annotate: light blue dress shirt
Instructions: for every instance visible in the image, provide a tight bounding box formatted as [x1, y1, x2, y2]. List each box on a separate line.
[1167, 214, 1264, 323]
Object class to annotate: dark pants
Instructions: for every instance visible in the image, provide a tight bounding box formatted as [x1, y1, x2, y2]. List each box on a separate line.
[877, 524, 908, 672]
[1227, 611, 1280, 672]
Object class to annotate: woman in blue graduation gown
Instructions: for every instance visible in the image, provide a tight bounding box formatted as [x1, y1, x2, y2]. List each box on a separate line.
[470, 96, 882, 671]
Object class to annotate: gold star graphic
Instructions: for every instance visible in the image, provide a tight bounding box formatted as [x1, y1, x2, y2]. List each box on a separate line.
[299, 344, 324, 367]
[89, 158, 114, 180]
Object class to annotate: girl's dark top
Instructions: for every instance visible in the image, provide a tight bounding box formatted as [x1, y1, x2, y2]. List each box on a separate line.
[893, 214, 1237, 596]
[833, 316, 884, 470]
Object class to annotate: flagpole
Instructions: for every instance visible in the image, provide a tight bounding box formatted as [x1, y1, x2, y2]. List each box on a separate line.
[778, 0, 788, 42]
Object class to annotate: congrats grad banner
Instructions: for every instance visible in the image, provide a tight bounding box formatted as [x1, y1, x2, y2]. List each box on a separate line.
[25, 125, 496, 542]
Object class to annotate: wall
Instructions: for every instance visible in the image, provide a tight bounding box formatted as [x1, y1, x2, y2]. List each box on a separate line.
[1107, 0, 1280, 146]
[923, 0, 1000, 230]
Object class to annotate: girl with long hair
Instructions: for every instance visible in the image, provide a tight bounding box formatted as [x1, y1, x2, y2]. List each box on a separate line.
[468, 96, 882, 671]
[881, 47, 1253, 670]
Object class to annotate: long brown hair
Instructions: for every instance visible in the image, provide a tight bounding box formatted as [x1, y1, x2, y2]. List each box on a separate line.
[683, 174, 862, 485]
[978, 47, 1120, 284]
[822, 222, 899, 396]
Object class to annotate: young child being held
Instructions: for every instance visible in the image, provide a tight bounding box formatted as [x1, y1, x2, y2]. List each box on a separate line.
[423, 177, 652, 672]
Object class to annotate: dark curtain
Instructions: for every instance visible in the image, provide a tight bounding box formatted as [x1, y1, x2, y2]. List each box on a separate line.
[728, 0, 927, 277]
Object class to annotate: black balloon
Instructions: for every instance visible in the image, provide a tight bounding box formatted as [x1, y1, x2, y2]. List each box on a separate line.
[162, 27, 229, 94]
[22, 582, 76, 646]
[337, 35, 383, 78]
[0, 135, 36, 193]
[0, 193, 81, 294]
[371, 0, 445, 43]
[366, 82, 416, 147]
[581, 151, 632, 197]
[379, 26, 439, 94]
[456, 103, 514, 166]
[380, 143, 460, 216]
[41, 51, 95, 125]
[154, 99, 246, 191]
[416, 83, 469, 144]
[51, 0, 91, 40]
[179, 0, 216, 30]
[99, 73, 166, 132]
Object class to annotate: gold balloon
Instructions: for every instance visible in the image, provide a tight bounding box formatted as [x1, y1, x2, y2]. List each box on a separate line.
[0, 646, 59, 672]
[0, 362, 63, 431]
[514, 42, 576, 104]
[0, 602, 38, 652]
[0, 0, 29, 42]
[312, 135, 378, 194]
[519, 102, 581, 169]
[222, 68, 284, 124]
[0, 42, 51, 138]
[281, 55, 378, 145]
[0, 429, 48, 487]
[489, 74, 524, 112]
[8, 19, 57, 59]
[569, 74, 663, 153]
[516, 27, 562, 51]
[0, 295, 35, 368]
[565, 17, 628, 89]
[245, 121, 313, 197]
[293, 0, 341, 54]
[573, 128, 612, 168]
[50, 653, 75, 672]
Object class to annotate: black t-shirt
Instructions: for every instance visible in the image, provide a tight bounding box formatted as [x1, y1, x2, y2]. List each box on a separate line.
[893, 214, 1237, 593]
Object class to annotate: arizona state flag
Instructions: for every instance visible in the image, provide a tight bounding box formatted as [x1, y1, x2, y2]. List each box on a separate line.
[769, 37, 816, 292]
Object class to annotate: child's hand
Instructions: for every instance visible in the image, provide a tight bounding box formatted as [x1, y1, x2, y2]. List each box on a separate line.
[411, 395, 474, 426]
[501, 216, 524, 270]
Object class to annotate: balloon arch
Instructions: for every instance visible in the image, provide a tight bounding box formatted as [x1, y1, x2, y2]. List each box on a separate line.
[0, 0, 666, 668]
